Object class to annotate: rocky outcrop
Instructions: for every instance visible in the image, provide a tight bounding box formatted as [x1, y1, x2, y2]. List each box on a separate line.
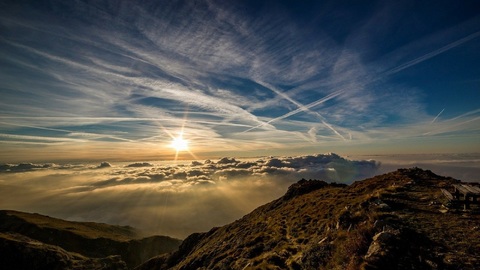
[283, 179, 330, 200]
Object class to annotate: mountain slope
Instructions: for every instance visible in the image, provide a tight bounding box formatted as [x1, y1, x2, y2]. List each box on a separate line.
[0, 210, 181, 269]
[137, 168, 480, 270]
[0, 232, 127, 270]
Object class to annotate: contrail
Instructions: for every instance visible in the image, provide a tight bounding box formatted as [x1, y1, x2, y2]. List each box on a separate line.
[242, 90, 343, 133]
[446, 108, 480, 121]
[431, 108, 445, 124]
[423, 116, 480, 136]
[244, 31, 480, 139]
[254, 80, 311, 113]
[0, 121, 134, 142]
[265, 90, 343, 124]
[0, 133, 87, 142]
[318, 117, 346, 141]
[385, 31, 480, 76]
[0, 116, 254, 127]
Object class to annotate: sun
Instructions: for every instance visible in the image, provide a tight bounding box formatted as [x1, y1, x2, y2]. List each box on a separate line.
[171, 136, 188, 152]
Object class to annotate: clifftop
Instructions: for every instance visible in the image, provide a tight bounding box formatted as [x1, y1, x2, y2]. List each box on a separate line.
[138, 168, 479, 270]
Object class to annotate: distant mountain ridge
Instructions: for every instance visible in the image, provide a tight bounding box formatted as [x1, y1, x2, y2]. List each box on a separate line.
[137, 168, 480, 270]
[0, 210, 181, 269]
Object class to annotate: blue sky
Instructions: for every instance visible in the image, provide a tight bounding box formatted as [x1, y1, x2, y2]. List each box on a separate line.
[0, 0, 479, 162]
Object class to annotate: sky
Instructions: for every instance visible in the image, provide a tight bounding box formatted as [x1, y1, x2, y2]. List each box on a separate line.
[0, 0, 479, 163]
[1, 0, 479, 237]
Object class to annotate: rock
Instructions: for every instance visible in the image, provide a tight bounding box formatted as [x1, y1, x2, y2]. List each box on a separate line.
[365, 232, 397, 260]
[283, 179, 328, 200]
[365, 240, 382, 259]
[372, 232, 394, 242]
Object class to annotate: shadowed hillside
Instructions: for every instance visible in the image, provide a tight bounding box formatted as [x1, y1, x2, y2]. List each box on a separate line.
[137, 168, 480, 270]
[0, 210, 181, 269]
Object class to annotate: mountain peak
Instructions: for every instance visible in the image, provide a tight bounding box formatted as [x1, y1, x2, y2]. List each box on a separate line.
[283, 179, 329, 200]
[138, 168, 480, 270]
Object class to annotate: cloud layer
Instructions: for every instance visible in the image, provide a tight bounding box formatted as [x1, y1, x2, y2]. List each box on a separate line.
[0, 153, 379, 238]
[2, 152, 479, 238]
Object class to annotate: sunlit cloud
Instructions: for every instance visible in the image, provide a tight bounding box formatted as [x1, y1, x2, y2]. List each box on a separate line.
[0, 153, 380, 237]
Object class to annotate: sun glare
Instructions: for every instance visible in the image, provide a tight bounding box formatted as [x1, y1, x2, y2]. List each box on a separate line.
[171, 137, 188, 152]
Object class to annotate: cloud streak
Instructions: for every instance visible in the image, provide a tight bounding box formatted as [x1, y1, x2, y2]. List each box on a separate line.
[431, 108, 445, 124]
[0, 0, 479, 161]
[384, 31, 480, 76]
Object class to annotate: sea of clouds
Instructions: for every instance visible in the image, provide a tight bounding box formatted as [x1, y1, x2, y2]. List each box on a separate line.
[0, 153, 379, 238]
[1, 152, 478, 238]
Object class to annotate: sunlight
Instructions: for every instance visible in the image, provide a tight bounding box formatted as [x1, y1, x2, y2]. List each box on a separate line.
[171, 136, 188, 152]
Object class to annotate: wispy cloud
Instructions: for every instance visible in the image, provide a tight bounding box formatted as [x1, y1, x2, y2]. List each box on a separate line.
[384, 31, 480, 76]
[425, 108, 480, 135]
[0, 0, 478, 160]
[431, 108, 445, 124]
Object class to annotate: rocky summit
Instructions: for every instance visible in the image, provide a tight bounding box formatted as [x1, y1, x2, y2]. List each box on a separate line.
[137, 168, 480, 270]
